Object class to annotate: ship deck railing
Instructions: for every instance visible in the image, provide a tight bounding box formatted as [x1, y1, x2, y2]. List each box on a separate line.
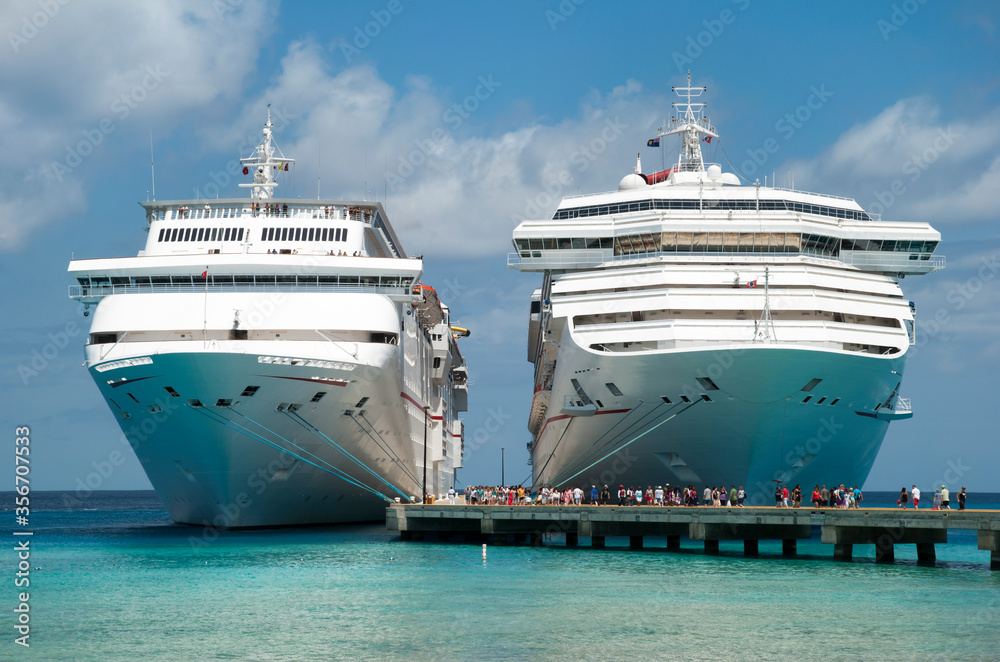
[561, 177, 862, 206]
[69, 283, 417, 301]
[507, 249, 945, 272]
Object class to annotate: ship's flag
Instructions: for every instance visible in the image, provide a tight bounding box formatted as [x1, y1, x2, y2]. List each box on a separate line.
[242, 166, 249, 175]
[702, 135, 713, 144]
[283, 163, 289, 171]
[647, 138, 659, 147]
[746, 280, 757, 288]
[200, 270, 208, 278]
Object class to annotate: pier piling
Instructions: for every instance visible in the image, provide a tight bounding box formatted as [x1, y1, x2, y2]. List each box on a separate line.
[388, 504, 1000, 569]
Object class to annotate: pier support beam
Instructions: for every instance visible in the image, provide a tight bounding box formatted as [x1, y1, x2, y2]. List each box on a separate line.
[666, 535, 681, 550]
[782, 539, 797, 556]
[704, 539, 719, 555]
[875, 541, 895, 563]
[977, 531, 1000, 570]
[530, 532, 545, 547]
[916, 542, 936, 563]
[400, 530, 412, 541]
[591, 535, 606, 549]
[629, 536, 643, 550]
[822, 525, 945, 563]
[834, 543, 853, 561]
[744, 539, 759, 556]
[565, 532, 578, 547]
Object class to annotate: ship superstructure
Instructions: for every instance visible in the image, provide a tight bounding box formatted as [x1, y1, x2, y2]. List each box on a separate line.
[510, 76, 943, 498]
[69, 109, 468, 527]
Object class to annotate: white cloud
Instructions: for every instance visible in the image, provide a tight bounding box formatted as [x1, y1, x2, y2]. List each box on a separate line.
[1, 0, 276, 250]
[786, 97, 1000, 225]
[216, 43, 667, 257]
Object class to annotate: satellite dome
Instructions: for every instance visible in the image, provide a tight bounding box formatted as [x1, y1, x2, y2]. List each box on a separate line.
[619, 173, 647, 191]
[707, 164, 722, 180]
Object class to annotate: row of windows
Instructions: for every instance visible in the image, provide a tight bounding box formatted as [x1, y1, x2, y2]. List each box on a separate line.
[155, 225, 351, 244]
[77, 274, 415, 288]
[553, 198, 874, 221]
[841, 239, 937, 252]
[158, 227, 244, 243]
[515, 232, 938, 257]
[262, 227, 348, 242]
[79, 275, 411, 287]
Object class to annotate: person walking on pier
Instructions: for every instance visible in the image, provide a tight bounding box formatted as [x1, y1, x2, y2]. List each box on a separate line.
[898, 487, 908, 508]
[600, 485, 610, 505]
[958, 487, 967, 510]
[782, 485, 790, 508]
[775, 485, 783, 507]
[941, 485, 950, 510]
[704, 485, 712, 506]
[911, 485, 921, 509]
[932, 488, 942, 510]
[821, 485, 830, 507]
[617, 485, 626, 506]
[792, 485, 802, 508]
[737, 486, 746, 507]
[448, 486, 456, 505]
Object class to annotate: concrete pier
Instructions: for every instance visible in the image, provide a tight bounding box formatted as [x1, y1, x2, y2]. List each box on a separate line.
[386, 504, 1000, 569]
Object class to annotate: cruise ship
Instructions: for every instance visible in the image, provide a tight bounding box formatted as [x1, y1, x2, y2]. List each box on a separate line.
[510, 76, 944, 501]
[68, 109, 468, 528]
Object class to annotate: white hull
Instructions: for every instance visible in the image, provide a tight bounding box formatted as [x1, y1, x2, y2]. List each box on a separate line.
[533, 342, 902, 501]
[83, 289, 463, 528]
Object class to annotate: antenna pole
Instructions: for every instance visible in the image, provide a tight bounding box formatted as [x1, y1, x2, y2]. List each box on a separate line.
[149, 130, 156, 201]
[317, 149, 321, 200]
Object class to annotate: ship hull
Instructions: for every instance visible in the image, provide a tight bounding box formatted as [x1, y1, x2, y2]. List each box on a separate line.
[91, 346, 430, 528]
[532, 342, 904, 503]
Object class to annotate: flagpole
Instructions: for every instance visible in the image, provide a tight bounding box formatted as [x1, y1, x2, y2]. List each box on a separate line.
[203, 266, 209, 347]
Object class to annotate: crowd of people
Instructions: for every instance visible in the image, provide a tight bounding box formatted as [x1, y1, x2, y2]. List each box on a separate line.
[459, 484, 748, 507]
[896, 484, 968, 510]
[449, 483, 972, 510]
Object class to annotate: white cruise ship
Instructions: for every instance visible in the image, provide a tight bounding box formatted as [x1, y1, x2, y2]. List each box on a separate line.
[510, 76, 944, 500]
[69, 109, 468, 528]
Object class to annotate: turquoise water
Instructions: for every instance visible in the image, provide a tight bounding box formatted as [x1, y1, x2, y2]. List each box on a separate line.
[4, 491, 1000, 661]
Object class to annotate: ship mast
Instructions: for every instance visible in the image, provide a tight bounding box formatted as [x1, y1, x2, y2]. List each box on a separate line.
[654, 71, 718, 173]
[239, 105, 295, 200]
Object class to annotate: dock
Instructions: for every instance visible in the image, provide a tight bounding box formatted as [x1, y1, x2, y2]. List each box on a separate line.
[387, 504, 1000, 569]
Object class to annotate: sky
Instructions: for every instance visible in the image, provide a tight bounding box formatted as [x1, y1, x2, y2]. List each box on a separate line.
[2, 0, 999, 495]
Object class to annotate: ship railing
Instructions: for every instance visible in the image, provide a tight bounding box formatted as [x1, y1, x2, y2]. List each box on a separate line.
[509, 249, 945, 272]
[839, 251, 945, 270]
[69, 283, 415, 300]
[151, 203, 377, 223]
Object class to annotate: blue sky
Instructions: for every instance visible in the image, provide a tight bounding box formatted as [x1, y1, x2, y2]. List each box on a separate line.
[2, 0, 999, 494]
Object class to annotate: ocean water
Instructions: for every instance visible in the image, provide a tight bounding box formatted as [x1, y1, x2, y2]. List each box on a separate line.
[3, 491, 999, 661]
